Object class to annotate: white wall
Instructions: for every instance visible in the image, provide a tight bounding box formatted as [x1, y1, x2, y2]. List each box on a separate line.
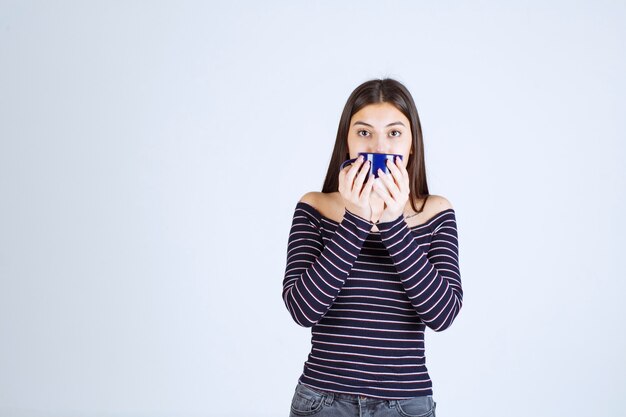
[1, 1, 625, 416]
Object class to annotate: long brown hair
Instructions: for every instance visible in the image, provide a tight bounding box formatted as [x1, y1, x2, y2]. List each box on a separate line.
[321, 78, 430, 214]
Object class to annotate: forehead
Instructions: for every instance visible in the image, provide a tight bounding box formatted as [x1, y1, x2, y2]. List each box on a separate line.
[350, 102, 409, 125]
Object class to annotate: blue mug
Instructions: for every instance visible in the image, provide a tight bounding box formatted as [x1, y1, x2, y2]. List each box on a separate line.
[340, 152, 403, 179]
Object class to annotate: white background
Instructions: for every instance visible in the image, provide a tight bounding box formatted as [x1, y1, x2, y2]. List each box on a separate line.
[1, 1, 625, 416]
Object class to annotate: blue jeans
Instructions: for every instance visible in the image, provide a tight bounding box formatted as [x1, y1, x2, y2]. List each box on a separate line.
[289, 382, 437, 417]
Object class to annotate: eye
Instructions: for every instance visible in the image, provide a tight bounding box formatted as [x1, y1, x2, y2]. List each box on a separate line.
[389, 130, 401, 138]
[357, 129, 370, 137]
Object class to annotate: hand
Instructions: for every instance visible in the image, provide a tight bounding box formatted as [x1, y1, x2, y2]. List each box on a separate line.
[370, 192, 385, 223]
[338, 155, 375, 221]
[372, 157, 410, 223]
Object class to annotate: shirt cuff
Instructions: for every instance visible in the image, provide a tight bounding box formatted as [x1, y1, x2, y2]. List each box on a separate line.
[376, 213, 405, 233]
[344, 208, 374, 230]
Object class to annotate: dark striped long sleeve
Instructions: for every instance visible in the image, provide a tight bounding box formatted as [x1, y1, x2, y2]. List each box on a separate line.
[377, 210, 463, 332]
[282, 203, 374, 327]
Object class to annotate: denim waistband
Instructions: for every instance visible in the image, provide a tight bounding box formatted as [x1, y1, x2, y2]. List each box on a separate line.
[298, 382, 431, 405]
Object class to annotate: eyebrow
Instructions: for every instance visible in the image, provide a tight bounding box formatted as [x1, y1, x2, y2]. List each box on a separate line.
[353, 121, 406, 128]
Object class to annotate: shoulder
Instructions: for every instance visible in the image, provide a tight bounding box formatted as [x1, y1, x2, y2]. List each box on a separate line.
[425, 194, 454, 212]
[424, 195, 456, 233]
[298, 192, 343, 222]
[406, 194, 454, 229]
[299, 191, 321, 207]
[412, 194, 454, 218]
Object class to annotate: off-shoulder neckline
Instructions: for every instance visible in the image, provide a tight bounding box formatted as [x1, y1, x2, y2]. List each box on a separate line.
[296, 201, 454, 232]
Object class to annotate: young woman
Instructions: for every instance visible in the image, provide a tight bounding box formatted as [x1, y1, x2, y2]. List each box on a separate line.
[282, 78, 463, 417]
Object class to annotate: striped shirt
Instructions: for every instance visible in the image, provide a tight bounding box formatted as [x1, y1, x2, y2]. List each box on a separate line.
[282, 200, 463, 399]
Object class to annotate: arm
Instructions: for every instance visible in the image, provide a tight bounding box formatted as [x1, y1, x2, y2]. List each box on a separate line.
[377, 210, 463, 331]
[282, 202, 373, 327]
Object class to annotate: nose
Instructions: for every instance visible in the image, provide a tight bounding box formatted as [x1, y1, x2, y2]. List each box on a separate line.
[371, 134, 387, 153]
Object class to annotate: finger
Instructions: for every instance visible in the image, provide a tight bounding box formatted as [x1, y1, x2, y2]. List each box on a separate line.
[386, 158, 401, 181]
[340, 163, 352, 181]
[387, 158, 410, 194]
[373, 177, 392, 199]
[396, 156, 410, 181]
[354, 160, 370, 191]
[394, 155, 405, 168]
[373, 180, 393, 205]
[377, 169, 401, 200]
[385, 158, 406, 187]
[396, 158, 411, 196]
[397, 160, 411, 197]
[345, 156, 365, 191]
[338, 167, 346, 193]
[361, 170, 375, 200]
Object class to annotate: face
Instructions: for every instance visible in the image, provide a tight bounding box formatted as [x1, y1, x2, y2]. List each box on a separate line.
[347, 102, 412, 168]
